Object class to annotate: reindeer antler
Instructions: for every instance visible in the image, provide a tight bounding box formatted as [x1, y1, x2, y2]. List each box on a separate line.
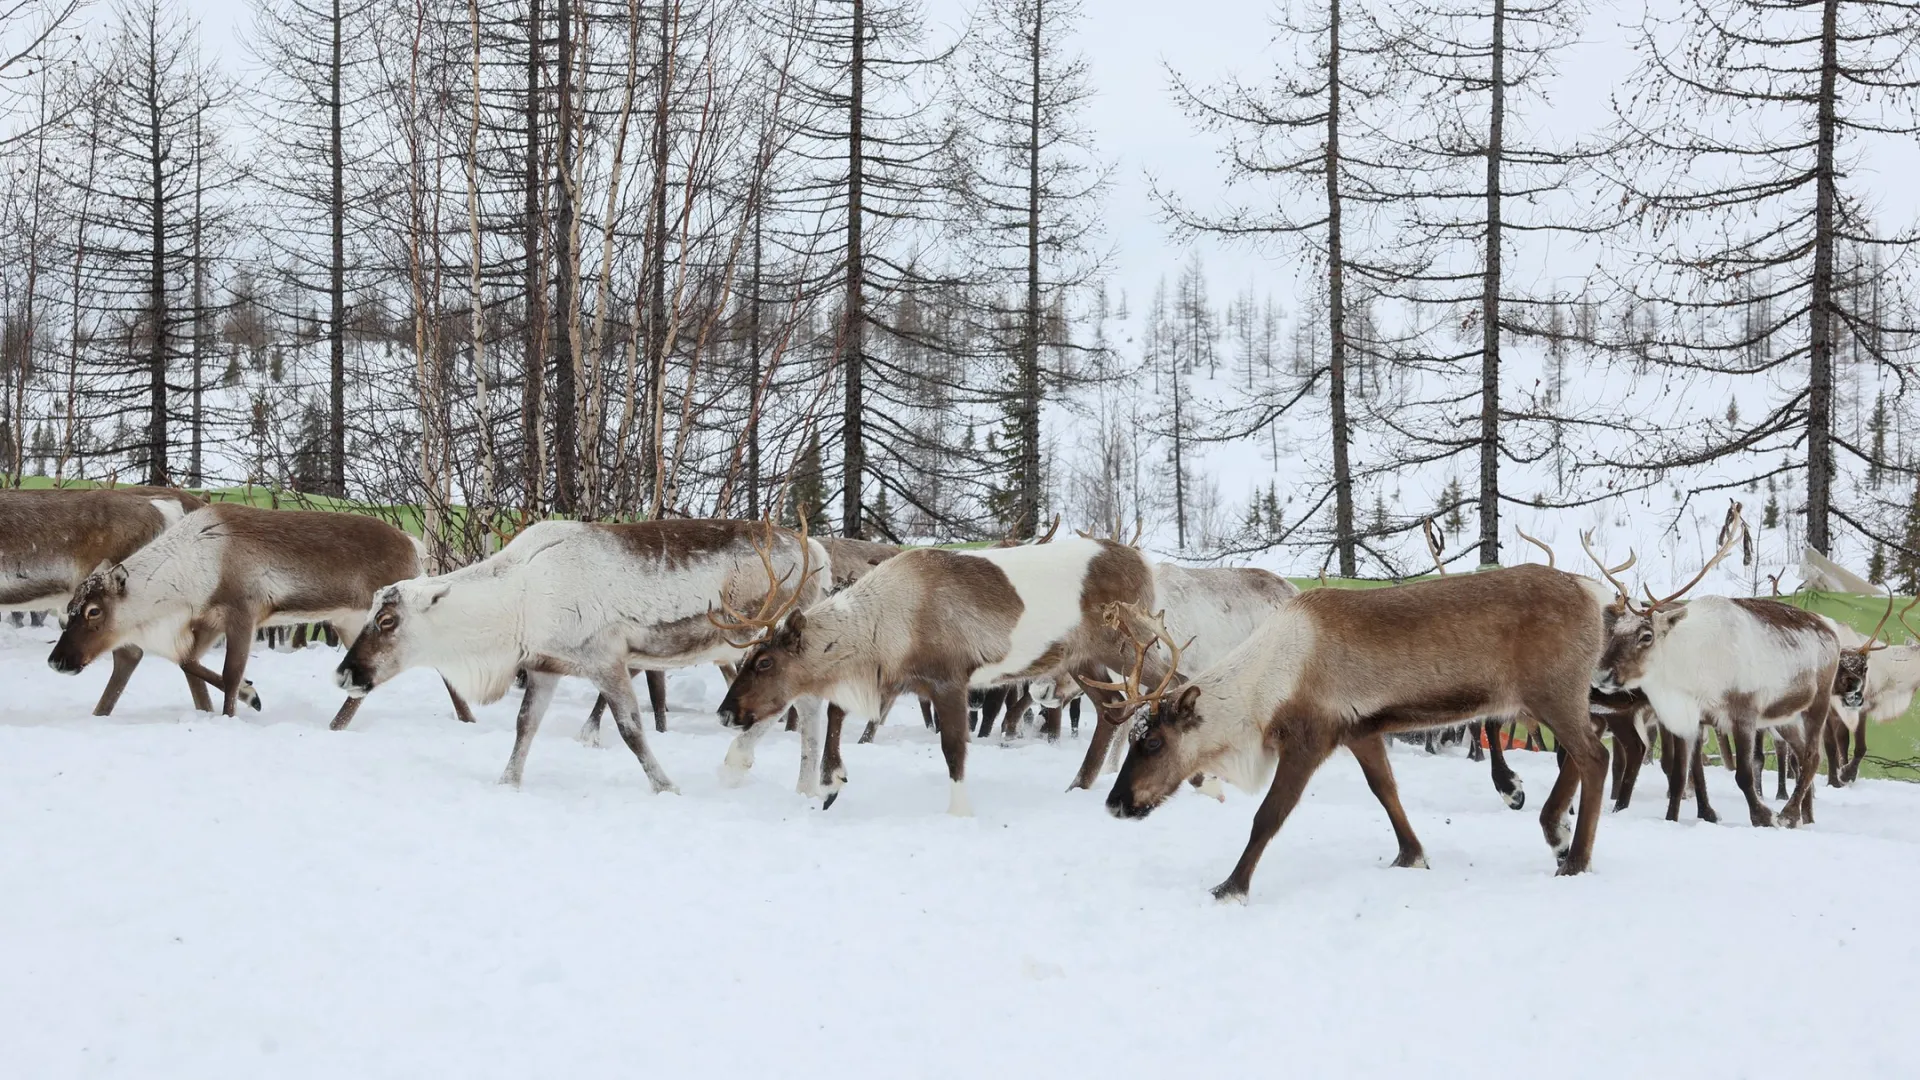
[1422, 517, 1448, 577]
[1580, 529, 1638, 608]
[1515, 526, 1555, 568]
[1854, 589, 1916, 655]
[706, 515, 814, 646]
[1896, 594, 1920, 646]
[1642, 505, 1746, 610]
[1080, 602, 1191, 716]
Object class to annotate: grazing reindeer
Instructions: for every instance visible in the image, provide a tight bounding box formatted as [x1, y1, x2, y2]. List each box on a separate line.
[1104, 562, 1618, 902]
[1820, 599, 1914, 786]
[717, 535, 1160, 814]
[46, 503, 472, 725]
[2, 486, 256, 714]
[335, 518, 828, 794]
[1586, 515, 1838, 828]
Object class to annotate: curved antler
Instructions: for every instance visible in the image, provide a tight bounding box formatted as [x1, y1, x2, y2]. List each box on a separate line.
[1643, 506, 1746, 610]
[1515, 526, 1555, 568]
[706, 515, 814, 646]
[1580, 529, 1638, 609]
[1896, 594, 1920, 646]
[1855, 589, 1913, 655]
[1080, 603, 1191, 716]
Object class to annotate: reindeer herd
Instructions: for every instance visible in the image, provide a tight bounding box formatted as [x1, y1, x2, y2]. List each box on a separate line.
[5, 488, 1918, 901]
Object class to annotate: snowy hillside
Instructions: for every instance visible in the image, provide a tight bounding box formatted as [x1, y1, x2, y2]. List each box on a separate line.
[5, 621, 1919, 1078]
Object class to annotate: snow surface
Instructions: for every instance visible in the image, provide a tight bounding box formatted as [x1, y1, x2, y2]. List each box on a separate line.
[5, 621, 1919, 1080]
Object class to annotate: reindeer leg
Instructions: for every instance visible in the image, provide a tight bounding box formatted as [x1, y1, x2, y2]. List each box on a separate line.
[92, 646, 143, 716]
[975, 686, 1005, 739]
[1660, 728, 1687, 822]
[1347, 733, 1426, 869]
[1782, 711, 1825, 828]
[1538, 695, 1607, 875]
[1611, 714, 1646, 812]
[646, 670, 668, 733]
[444, 679, 477, 724]
[720, 714, 777, 786]
[1000, 685, 1031, 740]
[1483, 718, 1524, 810]
[822, 703, 849, 807]
[783, 705, 798, 733]
[1039, 703, 1063, 743]
[1689, 733, 1717, 823]
[500, 671, 560, 787]
[1212, 724, 1339, 902]
[792, 697, 822, 798]
[921, 697, 935, 730]
[592, 668, 677, 795]
[1824, 716, 1846, 787]
[217, 612, 257, 717]
[578, 695, 608, 746]
[1468, 719, 1487, 762]
[857, 719, 881, 744]
[1729, 720, 1775, 828]
[1846, 722, 1867, 785]
[1771, 730, 1789, 801]
[932, 683, 973, 816]
[326, 697, 365, 730]
[1069, 697, 1081, 736]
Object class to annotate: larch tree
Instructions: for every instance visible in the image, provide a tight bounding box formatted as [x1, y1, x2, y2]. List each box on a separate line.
[1608, 0, 1920, 557]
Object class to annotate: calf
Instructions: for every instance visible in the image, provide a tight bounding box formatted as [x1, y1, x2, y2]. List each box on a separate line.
[1105, 563, 1618, 900]
[335, 518, 829, 793]
[3, 486, 247, 714]
[46, 502, 470, 725]
[717, 536, 1160, 814]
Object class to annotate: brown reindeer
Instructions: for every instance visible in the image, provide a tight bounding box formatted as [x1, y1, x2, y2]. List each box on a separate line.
[47, 502, 473, 726]
[3, 486, 263, 714]
[717, 536, 1160, 814]
[1104, 563, 1618, 901]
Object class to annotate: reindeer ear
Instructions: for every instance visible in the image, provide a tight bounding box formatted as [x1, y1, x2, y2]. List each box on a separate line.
[425, 585, 450, 608]
[774, 611, 807, 648]
[1170, 684, 1204, 727]
[1654, 607, 1687, 635]
[109, 564, 130, 595]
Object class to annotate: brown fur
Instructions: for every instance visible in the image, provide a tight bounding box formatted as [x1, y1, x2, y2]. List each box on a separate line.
[1108, 564, 1612, 900]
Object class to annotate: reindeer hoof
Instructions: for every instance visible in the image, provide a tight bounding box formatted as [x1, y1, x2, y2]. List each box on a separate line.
[1391, 851, 1429, 869]
[821, 791, 840, 810]
[717, 764, 750, 789]
[653, 781, 681, 796]
[497, 773, 523, 788]
[1699, 808, 1720, 824]
[1750, 808, 1777, 828]
[239, 683, 262, 711]
[1554, 855, 1590, 876]
[1209, 881, 1248, 905]
[1503, 786, 1526, 811]
[575, 721, 606, 748]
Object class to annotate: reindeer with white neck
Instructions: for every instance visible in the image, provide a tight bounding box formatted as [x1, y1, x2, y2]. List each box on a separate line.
[1818, 596, 1919, 787]
[1587, 506, 1841, 828]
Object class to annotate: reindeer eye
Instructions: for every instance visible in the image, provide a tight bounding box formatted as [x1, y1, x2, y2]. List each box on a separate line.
[754, 654, 773, 672]
[1142, 733, 1165, 754]
[377, 615, 397, 632]
[1638, 629, 1654, 646]
[84, 605, 101, 621]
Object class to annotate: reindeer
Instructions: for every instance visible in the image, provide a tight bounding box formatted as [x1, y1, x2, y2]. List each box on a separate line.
[1819, 598, 1915, 786]
[45, 502, 473, 726]
[1102, 562, 1618, 902]
[715, 535, 1160, 814]
[2, 486, 256, 714]
[335, 518, 829, 794]
[1586, 513, 1838, 828]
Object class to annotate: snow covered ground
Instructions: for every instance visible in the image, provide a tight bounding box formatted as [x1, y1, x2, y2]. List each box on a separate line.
[4, 620, 1918, 1080]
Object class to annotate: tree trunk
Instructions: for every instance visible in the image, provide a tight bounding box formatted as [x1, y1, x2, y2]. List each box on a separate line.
[1807, 0, 1839, 554]
[1016, 0, 1044, 539]
[551, 0, 578, 513]
[522, 0, 546, 510]
[647, 3, 672, 516]
[329, 0, 347, 496]
[1478, 0, 1505, 567]
[145, 24, 168, 487]
[842, 0, 867, 538]
[1326, 0, 1354, 576]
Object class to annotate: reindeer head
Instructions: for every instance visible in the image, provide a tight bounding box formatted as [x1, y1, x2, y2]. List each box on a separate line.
[1081, 605, 1210, 819]
[1585, 503, 1746, 693]
[711, 519, 817, 729]
[335, 582, 450, 697]
[1833, 591, 1914, 709]
[46, 564, 132, 675]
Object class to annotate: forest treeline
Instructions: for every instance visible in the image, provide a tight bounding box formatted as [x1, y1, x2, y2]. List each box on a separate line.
[4, 0, 1920, 580]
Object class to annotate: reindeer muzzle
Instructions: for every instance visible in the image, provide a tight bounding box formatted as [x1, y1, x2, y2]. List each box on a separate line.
[334, 661, 374, 697]
[1843, 688, 1865, 709]
[46, 650, 84, 676]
